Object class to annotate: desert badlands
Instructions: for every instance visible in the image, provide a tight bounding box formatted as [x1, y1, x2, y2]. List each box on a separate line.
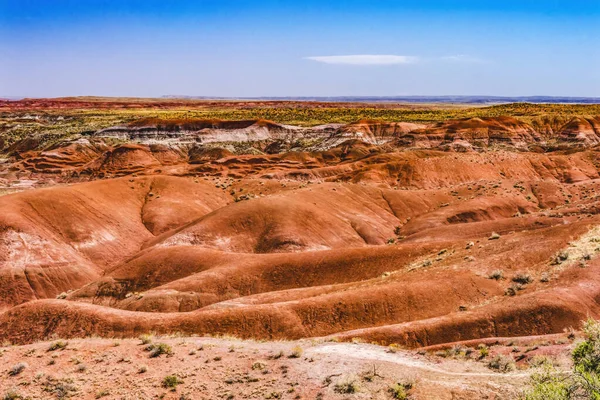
[2, 98, 600, 398]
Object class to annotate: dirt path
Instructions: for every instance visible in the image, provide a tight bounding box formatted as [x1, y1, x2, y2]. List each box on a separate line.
[310, 343, 529, 378]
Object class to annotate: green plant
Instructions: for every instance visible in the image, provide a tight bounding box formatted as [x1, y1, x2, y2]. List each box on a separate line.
[478, 344, 489, 359]
[162, 375, 183, 390]
[524, 364, 572, 400]
[525, 319, 600, 399]
[389, 381, 413, 399]
[139, 334, 153, 345]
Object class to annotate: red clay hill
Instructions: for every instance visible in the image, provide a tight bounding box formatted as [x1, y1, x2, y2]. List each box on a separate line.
[2, 112, 600, 350]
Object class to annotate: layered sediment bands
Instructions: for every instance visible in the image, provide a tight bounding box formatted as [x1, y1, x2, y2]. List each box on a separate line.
[4, 114, 600, 346]
[7, 116, 600, 179]
[0, 176, 230, 310]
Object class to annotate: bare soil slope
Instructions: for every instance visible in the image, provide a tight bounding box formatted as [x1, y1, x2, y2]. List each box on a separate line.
[3, 110, 600, 356]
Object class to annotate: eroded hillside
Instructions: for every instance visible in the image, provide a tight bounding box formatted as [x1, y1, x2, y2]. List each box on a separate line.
[1, 100, 600, 353]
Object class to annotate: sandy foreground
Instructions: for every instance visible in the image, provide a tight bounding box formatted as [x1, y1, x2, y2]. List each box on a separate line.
[0, 335, 544, 400]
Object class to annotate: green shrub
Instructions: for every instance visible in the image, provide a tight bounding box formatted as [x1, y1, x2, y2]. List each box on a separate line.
[525, 319, 600, 399]
[478, 344, 489, 359]
[162, 375, 183, 389]
[139, 334, 153, 345]
[524, 365, 571, 400]
[389, 381, 413, 399]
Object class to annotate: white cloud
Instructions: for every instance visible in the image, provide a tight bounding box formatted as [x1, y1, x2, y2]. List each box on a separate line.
[440, 55, 487, 63]
[305, 54, 487, 65]
[305, 55, 419, 65]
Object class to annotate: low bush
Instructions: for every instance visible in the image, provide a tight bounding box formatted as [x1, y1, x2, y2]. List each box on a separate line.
[8, 363, 27, 376]
[47, 341, 68, 351]
[162, 375, 183, 390]
[146, 343, 173, 358]
[487, 355, 516, 372]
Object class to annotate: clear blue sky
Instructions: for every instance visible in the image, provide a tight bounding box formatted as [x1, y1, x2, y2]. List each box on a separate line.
[1, 0, 599, 97]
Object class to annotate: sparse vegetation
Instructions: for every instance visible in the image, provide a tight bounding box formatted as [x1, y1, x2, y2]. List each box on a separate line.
[389, 380, 413, 399]
[489, 232, 501, 240]
[525, 318, 600, 399]
[95, 389, 110, 398]
[334, 375, 360, 394]
[552, 251, 570, 265]
[528, 355, 556, 368]
[8, 362, 27, 376]
[3, 390, 24, 400]
[42, 376, 78, 399]
[505, 283, 524, 296]
[488, 270, 504, 280]
[162, 375, 183, 390]
[252, 361, 267, 370]
[512, 273, 533, 284]
[387, 343, 401, 353]
[161, 375, 183, 390]
[5, 100, 600, 399]
[146, 343, 173, 358]
[487, 355, 516, 372]
[478, 344, 489, 359]
[5, 102, 600, 154]
[47, 341, 68, 352]
[288, 346, 303, 358]
[139, 334, 153, 345]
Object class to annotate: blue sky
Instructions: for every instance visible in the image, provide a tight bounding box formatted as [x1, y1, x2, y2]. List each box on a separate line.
[1, 0, 599, 97]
